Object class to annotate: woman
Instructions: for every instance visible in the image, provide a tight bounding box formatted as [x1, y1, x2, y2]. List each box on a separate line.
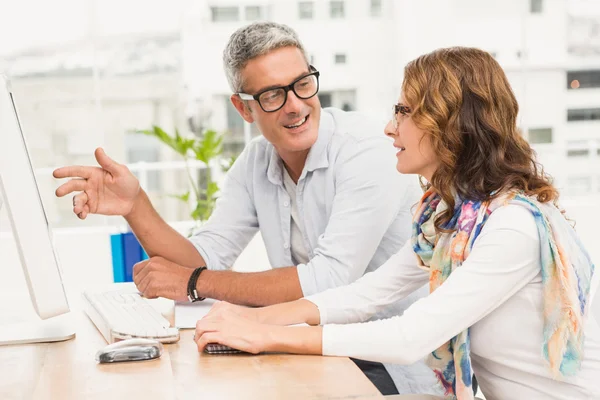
[193, 47, 600, 399]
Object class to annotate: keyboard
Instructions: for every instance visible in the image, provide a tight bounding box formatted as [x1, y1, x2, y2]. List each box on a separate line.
[82, 287, 180, 344]
[204, 343, 245, 355]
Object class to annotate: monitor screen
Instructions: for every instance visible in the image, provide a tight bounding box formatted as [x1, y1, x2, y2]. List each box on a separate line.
[0, 75, 70, 320]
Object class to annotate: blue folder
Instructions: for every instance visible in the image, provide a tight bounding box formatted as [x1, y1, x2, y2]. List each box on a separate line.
[110, 231, 148, 283]
[110, 233, 126, 283]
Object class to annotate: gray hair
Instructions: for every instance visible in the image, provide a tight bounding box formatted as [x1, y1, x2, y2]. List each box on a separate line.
[223, 22, 309, 93]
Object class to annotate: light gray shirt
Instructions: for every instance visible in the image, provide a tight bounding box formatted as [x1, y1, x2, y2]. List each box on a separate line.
[189, 107, 422, 297]
[282, 168, 310, 266]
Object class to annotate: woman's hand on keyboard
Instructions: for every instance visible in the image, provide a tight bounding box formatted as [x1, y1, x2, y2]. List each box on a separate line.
[193, 310, 270, 354]
[133, 256, 194, 302]
[194, 309, 324, 356]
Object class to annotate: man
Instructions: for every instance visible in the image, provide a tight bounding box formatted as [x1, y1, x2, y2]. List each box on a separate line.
[53, 22, 433, 395]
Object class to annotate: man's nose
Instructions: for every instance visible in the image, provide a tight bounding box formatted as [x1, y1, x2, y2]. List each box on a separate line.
[281, 90, 304, 114]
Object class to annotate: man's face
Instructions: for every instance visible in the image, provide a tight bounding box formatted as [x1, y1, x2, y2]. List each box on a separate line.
[231, 46, 321, 158]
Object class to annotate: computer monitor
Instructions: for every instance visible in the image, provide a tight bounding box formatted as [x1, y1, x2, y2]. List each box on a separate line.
[0, 74, 75, 345]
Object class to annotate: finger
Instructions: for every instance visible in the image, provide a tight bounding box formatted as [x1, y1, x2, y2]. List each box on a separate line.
[79, 205, 90, 219]
[94, 148, 120, 175]
[73, 192, 88, 214]
[136, 266, 159, 298]
[55, 179, 87, 197]
[194, 319, 218, 341]
[196, 332, 221, 352]
[136, 273, 152, 296]
[132, 260, 151, 283]
[53, 166, 92, 179]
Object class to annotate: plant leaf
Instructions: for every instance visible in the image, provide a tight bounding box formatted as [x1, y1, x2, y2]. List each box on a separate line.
[167, 191, 190, 202]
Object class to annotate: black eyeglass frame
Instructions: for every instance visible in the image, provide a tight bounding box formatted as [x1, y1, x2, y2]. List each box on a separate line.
[237, 65, 320, 113]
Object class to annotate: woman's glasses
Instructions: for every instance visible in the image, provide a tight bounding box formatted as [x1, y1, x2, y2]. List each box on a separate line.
[391, 104, 411, 129]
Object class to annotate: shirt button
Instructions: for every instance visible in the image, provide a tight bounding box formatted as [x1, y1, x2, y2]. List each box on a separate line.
[284, 243, 290, 249]
[283, 201, 290, 207]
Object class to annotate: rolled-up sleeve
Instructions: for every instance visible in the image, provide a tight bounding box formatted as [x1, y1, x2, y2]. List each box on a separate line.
[188, 149, 259, 270]
[296, 137, 421, 296]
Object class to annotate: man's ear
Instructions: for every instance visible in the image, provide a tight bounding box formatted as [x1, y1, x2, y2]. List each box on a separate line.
[231, 94, 255, 123]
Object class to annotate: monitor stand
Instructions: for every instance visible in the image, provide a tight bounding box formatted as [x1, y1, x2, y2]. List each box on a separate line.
[0, 198, 76, 345]
[0, 314, 75, 345]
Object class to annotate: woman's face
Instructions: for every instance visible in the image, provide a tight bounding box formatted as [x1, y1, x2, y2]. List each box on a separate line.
[384, 96, 439, 182]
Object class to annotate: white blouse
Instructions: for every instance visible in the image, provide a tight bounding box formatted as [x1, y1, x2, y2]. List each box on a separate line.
[305, 205, 600, 400]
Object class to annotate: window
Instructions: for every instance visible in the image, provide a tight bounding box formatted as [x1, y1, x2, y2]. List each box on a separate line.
[528, 127, 553, 144]
[567, 140, 590, 157]
[567, 70, 600, 89]
[567, 108, 600, 122]
[567, 149, 589, 157]
[566, 140, 591, 157]
[330, 1, 345, 18]
[211, 6, 239, 22]
[370, 0, 382, 17]
[318, 93, 332, 108]
[298, 2, 314, 19]
[245, 6, 262, 20]
[530, 0, 543, 14]
[334, 53, 347, 64]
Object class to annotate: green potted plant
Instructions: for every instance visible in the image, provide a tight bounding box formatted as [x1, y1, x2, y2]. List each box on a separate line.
[136, 126, 232, 234]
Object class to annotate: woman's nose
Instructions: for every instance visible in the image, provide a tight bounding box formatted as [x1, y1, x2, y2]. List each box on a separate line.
[384, 120, 396, 137]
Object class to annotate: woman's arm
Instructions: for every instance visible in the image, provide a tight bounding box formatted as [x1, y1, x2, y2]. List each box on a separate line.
[203, 241, 428, 327]
[304, 241, 429, 325]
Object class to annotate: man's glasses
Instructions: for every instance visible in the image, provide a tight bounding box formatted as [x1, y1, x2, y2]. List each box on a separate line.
[391, 103, 411, 129]
[237, 66, 320, 113]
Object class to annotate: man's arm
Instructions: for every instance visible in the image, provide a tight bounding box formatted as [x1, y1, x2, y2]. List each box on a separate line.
[195, 267, 303, 306]
[126, 189, 205, 268]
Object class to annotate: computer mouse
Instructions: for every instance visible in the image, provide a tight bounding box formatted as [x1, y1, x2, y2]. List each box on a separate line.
[95, 338, 163, 363]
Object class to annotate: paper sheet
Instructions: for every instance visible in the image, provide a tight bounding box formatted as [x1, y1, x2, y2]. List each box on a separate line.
[174, 299, 218, 329]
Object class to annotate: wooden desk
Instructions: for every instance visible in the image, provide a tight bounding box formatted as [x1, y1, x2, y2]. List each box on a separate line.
[0, 308, 383, 400]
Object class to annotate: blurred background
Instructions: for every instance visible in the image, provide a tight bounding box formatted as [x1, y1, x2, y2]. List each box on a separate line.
[0, 0, 599, 266]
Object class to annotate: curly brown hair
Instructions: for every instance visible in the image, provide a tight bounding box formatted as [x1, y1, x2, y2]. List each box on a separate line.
[402, 47, 558, 231]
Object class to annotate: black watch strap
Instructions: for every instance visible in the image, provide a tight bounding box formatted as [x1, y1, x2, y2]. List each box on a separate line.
[187, 266, 207, 302]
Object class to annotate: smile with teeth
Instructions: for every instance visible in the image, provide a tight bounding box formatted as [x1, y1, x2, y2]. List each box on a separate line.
[284, 115, 308, 129]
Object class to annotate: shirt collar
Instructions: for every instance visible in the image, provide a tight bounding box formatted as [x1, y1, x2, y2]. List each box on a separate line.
[266, 109, 334, 185]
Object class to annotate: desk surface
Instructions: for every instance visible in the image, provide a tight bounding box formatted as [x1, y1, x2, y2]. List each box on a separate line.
[0, 306, 384, 400]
